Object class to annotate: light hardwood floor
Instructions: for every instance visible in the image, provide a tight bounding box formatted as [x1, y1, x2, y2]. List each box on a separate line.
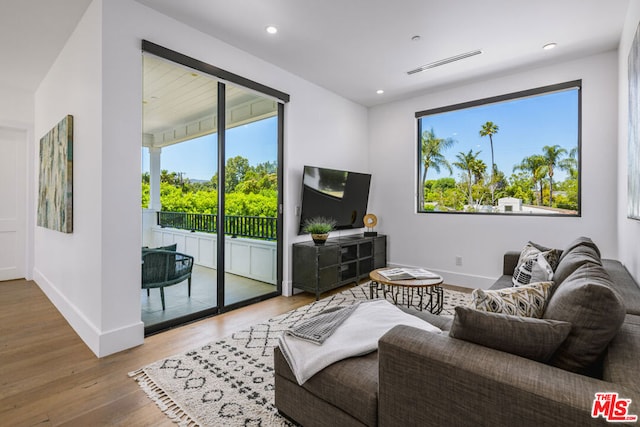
[0, 278, 471, 426]
[0, 279, 316, 426]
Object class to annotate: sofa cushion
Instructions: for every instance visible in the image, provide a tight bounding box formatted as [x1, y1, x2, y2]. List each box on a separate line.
[274, 346, 378, 426]
[490, 275, 514, 290]
[450, 306, 571, 362]
[512, 242, 559, 286]
[602, 259, 640, 315]
[469, 282, 553, 318]
[397, 305, 453, 331]
[602, 314, 640, 393]
[543, 263, 626, 375]
[553, 244, 601, 286]
[557, 236, 601, 263]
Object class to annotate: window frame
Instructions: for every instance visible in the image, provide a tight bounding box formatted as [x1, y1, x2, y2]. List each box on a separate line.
[415, 80, 582, 217]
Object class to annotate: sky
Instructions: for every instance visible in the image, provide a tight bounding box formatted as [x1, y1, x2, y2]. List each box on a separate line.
[141, 88, 578, 184]
[142, 116, 278, 181]
[420, 88, 579, 183]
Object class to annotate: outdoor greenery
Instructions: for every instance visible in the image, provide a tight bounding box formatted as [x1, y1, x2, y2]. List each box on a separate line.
[420, 123, 578, 213]
[142, 156, 278, 217]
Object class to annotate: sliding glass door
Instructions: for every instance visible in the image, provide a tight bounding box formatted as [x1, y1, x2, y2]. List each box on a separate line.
[222, 84, 280, 307]
[142, 53, 220, 332]
[141, 43, 286, 333]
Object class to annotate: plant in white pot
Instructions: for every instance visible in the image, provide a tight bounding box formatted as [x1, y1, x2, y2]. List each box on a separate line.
[302, 216, 337, 245]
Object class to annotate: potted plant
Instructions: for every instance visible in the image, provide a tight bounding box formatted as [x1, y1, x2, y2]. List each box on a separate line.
[302, 216, 337, 245]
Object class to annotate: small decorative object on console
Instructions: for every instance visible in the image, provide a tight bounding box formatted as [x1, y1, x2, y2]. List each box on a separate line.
[363, 213, 378, 237]
[302, 216, 337, 245]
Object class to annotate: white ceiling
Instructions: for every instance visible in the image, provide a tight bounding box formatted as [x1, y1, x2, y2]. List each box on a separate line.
[0, 0, 631, 106]
[142, 54, 278, 145]
[0, 0, 93, 92]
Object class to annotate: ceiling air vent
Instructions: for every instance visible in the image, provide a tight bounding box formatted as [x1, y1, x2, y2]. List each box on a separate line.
[407, 49, 483, 75]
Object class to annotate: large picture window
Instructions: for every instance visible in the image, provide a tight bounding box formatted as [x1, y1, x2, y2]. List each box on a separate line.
[416, 81, 581, 216]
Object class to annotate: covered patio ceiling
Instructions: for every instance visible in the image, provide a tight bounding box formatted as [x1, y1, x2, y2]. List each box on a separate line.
[142, 53, 278, 149]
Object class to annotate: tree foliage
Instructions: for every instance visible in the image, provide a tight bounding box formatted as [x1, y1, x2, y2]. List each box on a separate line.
[420, 123, 578, 213]
[142, 156, 277, 217]
[420, 128, 456, 208]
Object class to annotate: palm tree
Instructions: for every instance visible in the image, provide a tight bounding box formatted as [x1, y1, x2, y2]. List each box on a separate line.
[453, 150, 481, 206]
[471, 158, 487, 185]
[514, 155, 547, 205]
[479, 121, 499, 205]
[542, 145, 568, 206]
[420, 128, 456, 209]
[559, 146, 578, 179]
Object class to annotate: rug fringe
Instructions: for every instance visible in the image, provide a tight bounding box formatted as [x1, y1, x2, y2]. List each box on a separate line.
[129, 369, 200, 427]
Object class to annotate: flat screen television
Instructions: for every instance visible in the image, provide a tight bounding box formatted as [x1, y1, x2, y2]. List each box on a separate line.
[298, 165, 371, 234]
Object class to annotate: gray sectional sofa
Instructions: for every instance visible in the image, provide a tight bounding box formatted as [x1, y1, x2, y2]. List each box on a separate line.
[274, 237, 640, 426]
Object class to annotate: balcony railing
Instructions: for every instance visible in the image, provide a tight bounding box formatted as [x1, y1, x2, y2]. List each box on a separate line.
[157, 211, 277, 240]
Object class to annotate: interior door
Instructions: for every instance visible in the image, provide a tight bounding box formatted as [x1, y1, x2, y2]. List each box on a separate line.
[0, 126, 27, 281]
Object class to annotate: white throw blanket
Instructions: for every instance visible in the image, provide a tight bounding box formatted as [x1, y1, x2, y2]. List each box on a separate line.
[277, 300, 441, 385]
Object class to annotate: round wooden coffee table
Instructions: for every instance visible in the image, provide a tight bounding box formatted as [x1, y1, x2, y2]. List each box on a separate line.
[369, 268, 444, 314]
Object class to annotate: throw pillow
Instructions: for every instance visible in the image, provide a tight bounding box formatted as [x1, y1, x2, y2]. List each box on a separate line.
[553, 244, 602, 286]
[543, 263, 626, 375]
[513, 255, 554, 287]
[527, 240, 561, 258]
[449, 306, 572, 362]
[557, 236, 601, 264]
[512, 242, 560, 286]
[469, 281, 553, 318]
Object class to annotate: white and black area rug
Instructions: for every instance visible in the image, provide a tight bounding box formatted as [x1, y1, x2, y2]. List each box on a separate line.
[129, 282, 471, 426]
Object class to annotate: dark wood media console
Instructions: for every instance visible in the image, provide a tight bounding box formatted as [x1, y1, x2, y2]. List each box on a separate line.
[292, 234, 387, 299]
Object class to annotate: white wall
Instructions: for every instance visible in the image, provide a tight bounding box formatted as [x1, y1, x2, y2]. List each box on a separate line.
[32, 0, 369, 355]
[0, 84, 33, 126]
[101, 0, 369, 300]
[617, 1, 640, 282]
[34, 0, 628, 356]
[368, 51, 619, 288]
[34, 0, 144, 357]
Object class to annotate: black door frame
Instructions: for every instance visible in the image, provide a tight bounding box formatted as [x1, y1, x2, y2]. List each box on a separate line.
[142, 40, 289, 333]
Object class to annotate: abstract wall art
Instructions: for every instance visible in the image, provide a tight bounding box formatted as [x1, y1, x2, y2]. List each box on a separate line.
[37, 115, 73, 233]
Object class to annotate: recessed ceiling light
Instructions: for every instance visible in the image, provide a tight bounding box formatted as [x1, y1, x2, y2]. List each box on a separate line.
[266, 26, 278, 34]
[376, 89, 384, 94]
[543, 43, 557, 50]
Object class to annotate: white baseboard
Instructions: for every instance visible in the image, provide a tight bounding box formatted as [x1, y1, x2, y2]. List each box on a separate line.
[32, 269, 144, 357]
[388, 263, 495, 290]
[99, 321, 145, 357]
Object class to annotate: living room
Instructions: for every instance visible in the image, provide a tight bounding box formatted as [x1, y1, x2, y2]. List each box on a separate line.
[1, 0, 640, 423]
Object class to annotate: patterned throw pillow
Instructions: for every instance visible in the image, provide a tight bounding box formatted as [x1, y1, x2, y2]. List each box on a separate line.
[512, 242, 560, 286]
[468, 281, 553, 318]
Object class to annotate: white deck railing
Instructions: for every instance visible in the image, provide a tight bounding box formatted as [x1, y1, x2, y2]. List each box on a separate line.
[142, 209, 277, 285]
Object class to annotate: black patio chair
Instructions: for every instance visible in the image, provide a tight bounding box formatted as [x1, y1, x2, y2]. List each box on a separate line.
[141, 248, 194, 310]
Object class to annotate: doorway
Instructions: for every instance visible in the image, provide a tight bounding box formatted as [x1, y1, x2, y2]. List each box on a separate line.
[141, 42, 288, 333]
[0, 126, 27, 281]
